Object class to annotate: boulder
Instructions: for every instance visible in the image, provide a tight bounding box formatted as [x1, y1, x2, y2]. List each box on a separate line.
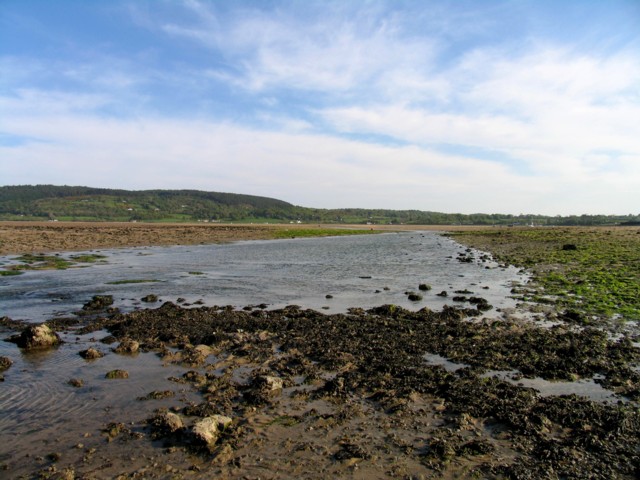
[10, 324, 62, 350]
[192, 415, 232, 446]
[141, 294, 158, 303]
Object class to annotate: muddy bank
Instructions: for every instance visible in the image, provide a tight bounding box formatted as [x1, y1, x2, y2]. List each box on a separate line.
[0, 222, 479, 255]
[3, 302, 638, 479]
[0, 222, 283, 255]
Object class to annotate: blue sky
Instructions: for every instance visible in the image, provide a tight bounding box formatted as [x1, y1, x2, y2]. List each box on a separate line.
[1, 0, 639, 215]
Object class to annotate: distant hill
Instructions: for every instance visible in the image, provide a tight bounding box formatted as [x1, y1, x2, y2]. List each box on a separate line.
[0, 185, 638, 226]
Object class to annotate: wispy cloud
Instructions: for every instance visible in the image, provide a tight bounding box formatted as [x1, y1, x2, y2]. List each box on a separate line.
[1, 0, 639, 214]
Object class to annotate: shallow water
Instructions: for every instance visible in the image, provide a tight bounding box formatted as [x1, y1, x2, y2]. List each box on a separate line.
[0, 231, 526, 321]
[0, 232, 631, 475]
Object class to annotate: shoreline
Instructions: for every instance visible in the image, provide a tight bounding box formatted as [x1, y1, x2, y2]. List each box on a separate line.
[0, 221, 487, 255]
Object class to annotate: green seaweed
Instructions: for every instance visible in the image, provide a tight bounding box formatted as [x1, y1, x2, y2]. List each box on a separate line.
[450, 227, 640, 322]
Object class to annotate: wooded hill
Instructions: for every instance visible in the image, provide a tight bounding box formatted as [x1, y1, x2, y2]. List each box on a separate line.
[1, 185, 638, 226]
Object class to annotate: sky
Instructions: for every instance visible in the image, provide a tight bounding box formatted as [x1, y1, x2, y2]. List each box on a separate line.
[1, 0, 639, 215]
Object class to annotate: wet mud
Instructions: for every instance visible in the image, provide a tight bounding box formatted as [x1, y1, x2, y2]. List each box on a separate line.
[2, 301, 638, 479]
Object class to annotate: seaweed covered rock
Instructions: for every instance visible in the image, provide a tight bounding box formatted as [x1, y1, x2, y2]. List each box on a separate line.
[9, 324, 62, 350]
[82, 295, 114, 311]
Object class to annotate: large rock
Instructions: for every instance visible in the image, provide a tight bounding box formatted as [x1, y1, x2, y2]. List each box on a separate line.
[10, 324, 62, 350]
[192, 415, 233, 447]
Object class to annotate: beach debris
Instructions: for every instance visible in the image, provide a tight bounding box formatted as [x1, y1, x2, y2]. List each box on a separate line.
[8, 323, 62, 350]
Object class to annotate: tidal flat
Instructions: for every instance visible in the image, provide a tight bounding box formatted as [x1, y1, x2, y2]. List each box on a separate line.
[0, 225, 639, 479]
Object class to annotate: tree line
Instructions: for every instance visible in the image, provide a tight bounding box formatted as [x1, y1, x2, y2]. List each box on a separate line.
[1, 185, 638, 226]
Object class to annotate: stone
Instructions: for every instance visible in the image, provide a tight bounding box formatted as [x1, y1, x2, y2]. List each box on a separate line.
[68, 378, 84, 387]
[79, 347, 104, 360]
[10, 324, 62, 350]
[253, 375, 284, 392]
[149, 411, 184, 436]
[192, 415, 232, 446]
[82, 295, 114, 311]
[105, 369, 129, 379]
[114, 338, 139, 354]
[0, 356, 12, 371]
[141, 294, 158, 303]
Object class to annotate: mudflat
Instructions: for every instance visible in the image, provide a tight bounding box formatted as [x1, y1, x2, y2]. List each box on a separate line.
[1, 224, 639, 479]
[0, 221, 475, 255]
[0, 222, 284, 255]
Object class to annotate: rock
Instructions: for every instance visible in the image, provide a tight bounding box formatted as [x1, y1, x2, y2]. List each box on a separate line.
[407, 293, 423, 301]
[79, 347, 104, 359]
[82, 295, 114, 311]
[114, 338, 139, 354]
[325, 294, 334, 299]
[105, 369, 129, 379]
[0, 356, 12, 371]
[9, 324, 62, 350]
[418, 283, 432, 291]
[562, 244, 578, 251]
[436, 291, 448, 297]
[252, 375, 284, 392]
[192, 415, 232, 447]
[68, 378, 84, 387]
[149, 411, 184, 437]
[141, 294, 158, 303]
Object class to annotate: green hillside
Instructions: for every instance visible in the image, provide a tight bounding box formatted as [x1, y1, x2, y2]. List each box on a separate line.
[0, 185, 638, 226]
